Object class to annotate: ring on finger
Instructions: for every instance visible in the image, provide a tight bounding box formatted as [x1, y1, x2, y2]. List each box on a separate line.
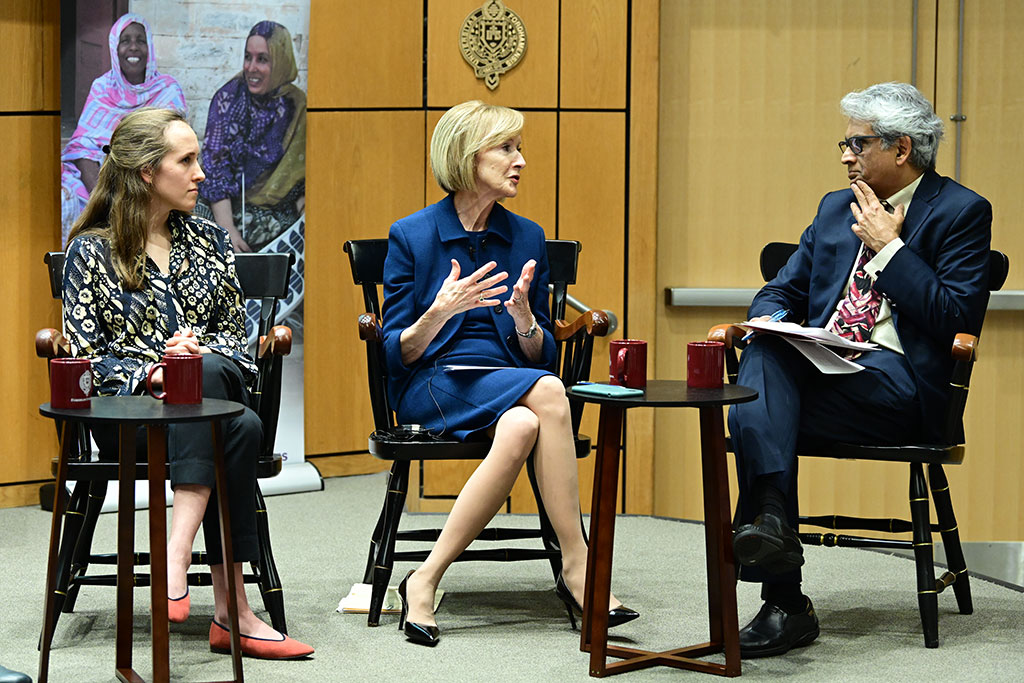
[478, 294, 486, 302]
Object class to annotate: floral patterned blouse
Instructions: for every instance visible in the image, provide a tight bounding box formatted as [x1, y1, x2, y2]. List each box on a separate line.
[63, 212, 257, 396]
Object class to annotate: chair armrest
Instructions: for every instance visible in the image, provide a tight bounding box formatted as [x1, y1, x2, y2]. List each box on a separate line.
[952, 333, 977, 362]
[707, 323, 747, 349]
[258, 325, 292, 358]
[36, 328, 70, 359]
[359, 313, 383, 343]
[554, 309, 610, 342]
[708, 323, 747, 385]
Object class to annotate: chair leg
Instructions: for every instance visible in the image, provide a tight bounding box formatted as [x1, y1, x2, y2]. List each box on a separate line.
[253, 485, 287, 634]
[63, 480, 107, 613]
[39, 480, 89, 651]
[909, 463, 939, 648]
[928, 464, 973, 615]
[367, 460, 410, 627]
[362, 480, 391, 585]
[526, 454, 562, 583]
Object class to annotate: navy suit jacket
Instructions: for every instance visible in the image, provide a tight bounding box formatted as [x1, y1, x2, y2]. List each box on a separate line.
[749, 169, 992, 442]
[382, 194, 557, 409]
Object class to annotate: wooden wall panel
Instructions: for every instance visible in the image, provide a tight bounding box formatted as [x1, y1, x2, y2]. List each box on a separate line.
[307, 0, 423, 108]
[956, 0, 1024, 289]
[426, 0, 559, 108]
[559, 112, 626, 508]
[0, 116, 62, 485]
[624, 0, 660, 515]
[559, 0, 628, 109]
[0, 0, 59, 111]
[304, 110, 426, 455]
[657, 0, 915, 290]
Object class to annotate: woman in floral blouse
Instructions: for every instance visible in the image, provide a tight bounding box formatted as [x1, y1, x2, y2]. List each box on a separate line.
[63, 108, 312, 660]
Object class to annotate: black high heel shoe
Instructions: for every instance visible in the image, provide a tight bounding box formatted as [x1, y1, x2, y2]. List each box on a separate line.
[397, 570, 440, 646]
[554, 573, 640, 630]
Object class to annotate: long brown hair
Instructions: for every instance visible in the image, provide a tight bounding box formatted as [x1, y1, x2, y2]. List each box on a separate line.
[68, 108, 188, 290]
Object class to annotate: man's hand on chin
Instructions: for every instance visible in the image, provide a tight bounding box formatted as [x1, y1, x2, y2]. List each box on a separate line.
[850, 179, 904, 252]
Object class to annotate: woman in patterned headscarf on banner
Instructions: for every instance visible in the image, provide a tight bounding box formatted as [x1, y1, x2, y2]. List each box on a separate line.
[60, 13, 187, 246]
[196, 20, 306, 254]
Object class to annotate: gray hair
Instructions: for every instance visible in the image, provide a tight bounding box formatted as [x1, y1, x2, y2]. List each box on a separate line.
[840, 82, 944, 171]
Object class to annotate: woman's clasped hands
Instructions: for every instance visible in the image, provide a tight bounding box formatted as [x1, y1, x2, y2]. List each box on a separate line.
[150, 328, 206, 389]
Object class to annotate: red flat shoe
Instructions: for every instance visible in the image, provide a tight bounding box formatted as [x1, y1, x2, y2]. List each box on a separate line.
[168, 589, 190, 623]
[209, 620, 314, 660]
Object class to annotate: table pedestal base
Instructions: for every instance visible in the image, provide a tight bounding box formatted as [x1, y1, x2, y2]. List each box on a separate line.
[580, 403, 741, 678]
[39, 411, 244, 683]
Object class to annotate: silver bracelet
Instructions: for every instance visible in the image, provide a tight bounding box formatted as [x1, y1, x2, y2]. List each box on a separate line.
[516, 315, 538, 338]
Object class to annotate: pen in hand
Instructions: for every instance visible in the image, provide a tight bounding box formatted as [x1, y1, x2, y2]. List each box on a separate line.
[741, 308, 790, 342]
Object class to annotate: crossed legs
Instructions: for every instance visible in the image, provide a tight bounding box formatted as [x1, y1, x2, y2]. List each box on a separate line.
[404, 375, 617, 627]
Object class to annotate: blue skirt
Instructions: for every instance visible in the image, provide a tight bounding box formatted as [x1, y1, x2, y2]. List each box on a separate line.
[396, 362, 554, 440]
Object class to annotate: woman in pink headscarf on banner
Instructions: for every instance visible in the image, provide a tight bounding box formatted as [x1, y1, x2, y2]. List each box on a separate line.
[59, 13, 186, 245]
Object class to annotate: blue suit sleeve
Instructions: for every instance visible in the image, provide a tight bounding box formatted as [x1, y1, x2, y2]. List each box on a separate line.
[382, 222, 417, 380]
[527, 232, 557, 369]
[875, 196, 992, 342]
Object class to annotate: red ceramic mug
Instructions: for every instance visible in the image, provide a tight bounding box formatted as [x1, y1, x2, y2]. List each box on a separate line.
[687, 341, 725, 389]
[609, 339, 647, 389]
[50, 358, 93, 409]
[146, 354, 203, 404]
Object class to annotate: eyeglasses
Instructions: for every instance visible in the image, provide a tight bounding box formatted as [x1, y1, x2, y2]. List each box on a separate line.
[838, 135, 882, 155]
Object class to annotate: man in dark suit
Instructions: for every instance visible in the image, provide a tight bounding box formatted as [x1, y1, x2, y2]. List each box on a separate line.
[728, 82, 992, 658]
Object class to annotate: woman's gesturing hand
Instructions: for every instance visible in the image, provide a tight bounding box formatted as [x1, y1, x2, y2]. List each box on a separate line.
[504, 259, 536, 325]
[430, 259, 509, 320]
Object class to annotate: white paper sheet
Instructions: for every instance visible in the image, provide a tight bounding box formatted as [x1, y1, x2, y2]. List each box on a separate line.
[741, 320, 877, 352]
[781, 337, 865, 374]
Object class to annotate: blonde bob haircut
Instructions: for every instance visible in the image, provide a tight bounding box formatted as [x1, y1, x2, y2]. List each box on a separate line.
[430, 100, 524, 193]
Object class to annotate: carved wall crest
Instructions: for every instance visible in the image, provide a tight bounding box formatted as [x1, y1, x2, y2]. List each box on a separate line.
[459, 0, 527, 90]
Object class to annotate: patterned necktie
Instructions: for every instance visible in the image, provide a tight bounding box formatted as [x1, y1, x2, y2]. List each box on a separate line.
[828, 244, 881, 344]
[829, 200, 893, 344]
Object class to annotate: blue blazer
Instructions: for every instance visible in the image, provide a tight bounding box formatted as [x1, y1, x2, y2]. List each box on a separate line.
[382, 195, 557, 409]
[749, 170, 992, 442]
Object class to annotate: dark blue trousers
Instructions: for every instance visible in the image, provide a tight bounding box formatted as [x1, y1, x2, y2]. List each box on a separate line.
[728, 335, 922, 585]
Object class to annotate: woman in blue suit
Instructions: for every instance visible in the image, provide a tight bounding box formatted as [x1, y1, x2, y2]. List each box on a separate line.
[383, 101, 638, 646]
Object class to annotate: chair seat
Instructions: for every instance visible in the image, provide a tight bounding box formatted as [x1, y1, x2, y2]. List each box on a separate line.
[725, 437, 963, 466]
[368, 433, 591, 461]
[52, 453, 284, 479]
[796, 442, 965, 466]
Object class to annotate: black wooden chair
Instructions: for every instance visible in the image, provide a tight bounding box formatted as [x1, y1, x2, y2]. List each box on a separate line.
[36, 251, 296, 649]
[344, 238, 609, 626]
[709, 241, 1009, 648]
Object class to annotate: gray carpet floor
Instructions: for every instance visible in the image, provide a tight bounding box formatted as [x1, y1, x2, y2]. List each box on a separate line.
[1, 472, 1022, 682]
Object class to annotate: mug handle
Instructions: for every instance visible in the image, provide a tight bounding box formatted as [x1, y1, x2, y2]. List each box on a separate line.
[616, 347, 630, 384]
[146, 362, 167, 400]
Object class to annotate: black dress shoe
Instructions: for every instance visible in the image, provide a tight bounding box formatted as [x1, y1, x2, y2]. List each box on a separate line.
[0, 664, 31, 683]
[554, 574, 640, 630]
[739, 599, 819, 658]
[397, 571, 440, 647]
[733, 513, 804, 573]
